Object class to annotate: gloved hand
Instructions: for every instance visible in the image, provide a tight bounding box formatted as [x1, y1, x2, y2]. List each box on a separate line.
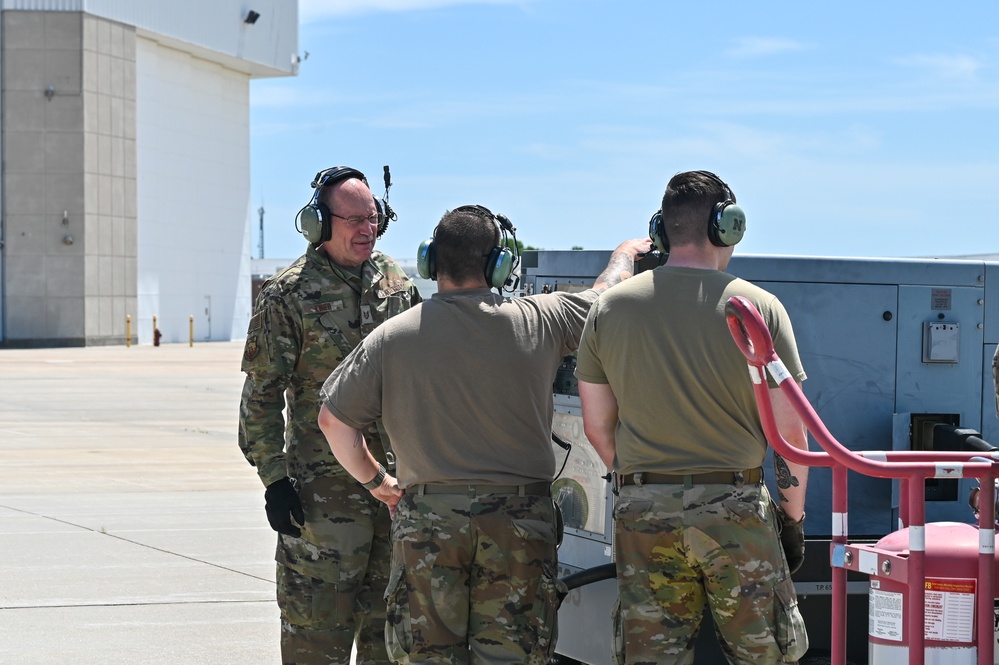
[773, 501, 805, 575]
[264, 477, 305, 538]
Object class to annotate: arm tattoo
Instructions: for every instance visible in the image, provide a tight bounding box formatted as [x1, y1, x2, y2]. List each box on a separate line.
[351, 430, 363, 449]
[592, 251, 635, 292]
[774, 453, 799, 502]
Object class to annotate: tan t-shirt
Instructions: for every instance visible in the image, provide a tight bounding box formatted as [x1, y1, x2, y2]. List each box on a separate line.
[321, 287, 598, 488]
[575, 266, 805, 475]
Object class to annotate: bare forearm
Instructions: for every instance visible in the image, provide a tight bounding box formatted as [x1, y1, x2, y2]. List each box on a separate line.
[579, 381, 620, 470]
[774, 452, 808, 521]
[587, 429, 617, 471]
[770, 385, 809, 520]
[318, 404, 380, 483]
[318, 404, 404, 512]
[592, 238, 652, 293]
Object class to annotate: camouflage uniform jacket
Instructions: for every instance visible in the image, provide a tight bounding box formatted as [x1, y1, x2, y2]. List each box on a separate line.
[239, 244, 420, 574]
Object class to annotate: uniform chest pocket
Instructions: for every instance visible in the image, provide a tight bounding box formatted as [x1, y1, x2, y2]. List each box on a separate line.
[315, 311, 357, 358]
[299, 301, 355, 367]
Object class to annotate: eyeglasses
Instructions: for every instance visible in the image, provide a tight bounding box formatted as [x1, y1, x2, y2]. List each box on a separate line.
[332, 212, 382, 228]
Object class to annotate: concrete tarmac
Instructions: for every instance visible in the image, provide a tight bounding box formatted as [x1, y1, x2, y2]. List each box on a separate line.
[0, 341, 282, 664]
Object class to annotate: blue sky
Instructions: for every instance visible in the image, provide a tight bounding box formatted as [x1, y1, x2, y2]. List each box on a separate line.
[249, 0, 999, 263]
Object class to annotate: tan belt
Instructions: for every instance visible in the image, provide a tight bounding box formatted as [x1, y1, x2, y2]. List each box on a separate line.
[618, 468, 762, 489]
[412, 482, 552, 497]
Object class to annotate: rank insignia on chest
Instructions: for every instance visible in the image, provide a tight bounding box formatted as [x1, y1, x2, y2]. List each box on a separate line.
[305, 301, 343, 315]
[360, 303, 373, 325]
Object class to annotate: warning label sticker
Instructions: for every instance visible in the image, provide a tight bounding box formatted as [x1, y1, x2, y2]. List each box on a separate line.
[924, 578, 975, 643]
[870, 587, 904, 642]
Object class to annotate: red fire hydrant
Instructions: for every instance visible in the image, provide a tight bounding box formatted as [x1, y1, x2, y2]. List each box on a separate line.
[153, 328, 162, 347]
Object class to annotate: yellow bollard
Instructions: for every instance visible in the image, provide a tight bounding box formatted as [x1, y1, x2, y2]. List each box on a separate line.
[126, 314, 131, 348]
[189, 315, 194, 347]
[152, 315, 157, 340]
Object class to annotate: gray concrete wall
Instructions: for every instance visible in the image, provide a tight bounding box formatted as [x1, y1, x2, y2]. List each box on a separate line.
[1, 10, 136, 346]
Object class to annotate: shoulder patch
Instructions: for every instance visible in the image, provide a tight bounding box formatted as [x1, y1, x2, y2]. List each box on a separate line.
[247, 312, 262, 334]
[243, 336, 260, 362]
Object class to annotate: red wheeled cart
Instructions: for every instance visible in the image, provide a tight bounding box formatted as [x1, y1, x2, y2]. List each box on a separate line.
[726, 295, 999, 665]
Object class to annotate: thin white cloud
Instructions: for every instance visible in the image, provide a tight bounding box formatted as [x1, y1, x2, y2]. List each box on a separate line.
[251, 84, 332, 108]
[300, 0, 533, 23]
[893, 54, 982, 81]
[251, 83, 400, 109]
[726, 37, 808, 59]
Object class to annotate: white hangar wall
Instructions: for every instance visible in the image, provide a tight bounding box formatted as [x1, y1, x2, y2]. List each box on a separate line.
[135, 36, 253, 344]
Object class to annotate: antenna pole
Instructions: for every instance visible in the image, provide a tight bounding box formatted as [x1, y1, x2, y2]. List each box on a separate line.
[257, 205, 265, 259]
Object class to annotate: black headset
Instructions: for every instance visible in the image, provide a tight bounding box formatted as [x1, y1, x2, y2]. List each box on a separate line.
[295, 166, 396, 244]
[416, 204, 520, 291]
[649, 170, 747, 253]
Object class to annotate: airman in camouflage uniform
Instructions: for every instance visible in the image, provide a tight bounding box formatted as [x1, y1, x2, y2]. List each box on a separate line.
[576, 171, 810, 664]
[316, 205, 650, 665]
[240, 170, 420, 665]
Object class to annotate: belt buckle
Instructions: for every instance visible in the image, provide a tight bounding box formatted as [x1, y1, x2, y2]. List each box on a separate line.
[633, 472, 644, 487]
[734, 470, 745, 487]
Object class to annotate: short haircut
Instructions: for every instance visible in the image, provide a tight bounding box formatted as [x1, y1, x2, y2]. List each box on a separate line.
[660, 170, 736, 248]
[434, 207, 500, 283]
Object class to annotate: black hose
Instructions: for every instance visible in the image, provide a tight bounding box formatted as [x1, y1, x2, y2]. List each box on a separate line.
[933, 424, 997, 452]
[560, 563, 616, 591]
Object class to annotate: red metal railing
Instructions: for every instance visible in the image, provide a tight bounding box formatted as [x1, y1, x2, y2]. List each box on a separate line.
[725, 295, 999, 665]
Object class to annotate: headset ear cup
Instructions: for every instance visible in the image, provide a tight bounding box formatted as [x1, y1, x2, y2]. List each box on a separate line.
[375, 198, 393, 238]
[417, 239, 437, 280]
[316, 202, 333, 242]
[709, 202, 747, 247]
[299, 205, 324, 244]
[487, 247, 515, 289]
[648, 210, 668, 253]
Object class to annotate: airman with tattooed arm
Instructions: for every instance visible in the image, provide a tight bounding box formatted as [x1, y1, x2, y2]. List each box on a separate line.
[576, 170, 810, 665]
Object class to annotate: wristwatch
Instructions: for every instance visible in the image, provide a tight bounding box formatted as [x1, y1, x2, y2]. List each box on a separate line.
[362, 464, 387, 491]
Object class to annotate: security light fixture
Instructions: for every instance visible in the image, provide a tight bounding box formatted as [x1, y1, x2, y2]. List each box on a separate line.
[244, 10, 260, 25]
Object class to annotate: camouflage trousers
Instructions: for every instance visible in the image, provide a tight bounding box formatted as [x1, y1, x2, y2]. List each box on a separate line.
[276, 477, 393, 665]
[384, 490, 562, 665]
[612, 481, 808, 665]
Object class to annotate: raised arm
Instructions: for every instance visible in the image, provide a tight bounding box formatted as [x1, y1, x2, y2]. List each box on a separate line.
[592, 238, 654, 293]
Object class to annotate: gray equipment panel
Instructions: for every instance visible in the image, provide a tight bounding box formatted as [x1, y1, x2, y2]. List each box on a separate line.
[524, 251, 999, 665]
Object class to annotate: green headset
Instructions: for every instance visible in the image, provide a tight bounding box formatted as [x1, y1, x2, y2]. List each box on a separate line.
[295, 166, 396, 244]
[649, 170, 746, 253]
[417, 204, 520, 291]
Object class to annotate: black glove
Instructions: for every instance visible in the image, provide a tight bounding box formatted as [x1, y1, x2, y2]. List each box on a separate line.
[264, 477, 305, 538]
[773, 504, 805, 575]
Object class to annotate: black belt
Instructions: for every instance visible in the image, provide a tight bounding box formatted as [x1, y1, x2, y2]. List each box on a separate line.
[412, 482, 551, 497]
[618, 468, 762, 488]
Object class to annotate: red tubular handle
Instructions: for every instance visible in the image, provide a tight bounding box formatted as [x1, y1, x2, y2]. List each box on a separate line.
[725, 295, 779, 368]
[725, 296, 998, 480]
